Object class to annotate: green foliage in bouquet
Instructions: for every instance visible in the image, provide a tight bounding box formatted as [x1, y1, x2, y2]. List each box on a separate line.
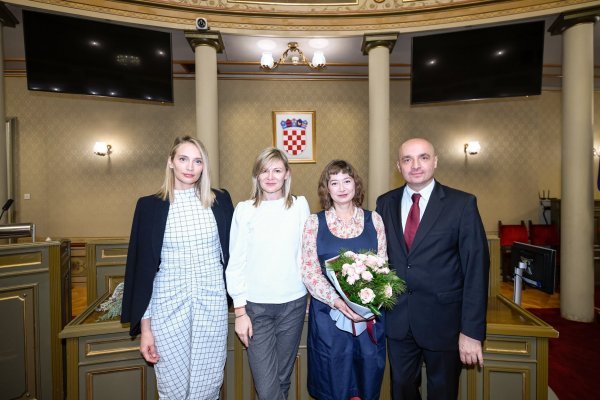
[327, 250, 406, 316]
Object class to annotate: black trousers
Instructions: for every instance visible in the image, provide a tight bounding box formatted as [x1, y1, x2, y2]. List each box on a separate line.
[387, 331, 462, 400]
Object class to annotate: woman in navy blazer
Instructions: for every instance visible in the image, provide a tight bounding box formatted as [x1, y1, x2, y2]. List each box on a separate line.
[121, 136, 233, 399]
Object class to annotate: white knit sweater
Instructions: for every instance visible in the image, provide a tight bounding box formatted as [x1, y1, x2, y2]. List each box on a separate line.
[226, 196, 310, 307]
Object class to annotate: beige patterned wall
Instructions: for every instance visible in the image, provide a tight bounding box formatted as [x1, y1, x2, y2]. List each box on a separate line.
[5, 76, 600, 238]
[219, 80, 369, 214]
[6, 78, 197, 238]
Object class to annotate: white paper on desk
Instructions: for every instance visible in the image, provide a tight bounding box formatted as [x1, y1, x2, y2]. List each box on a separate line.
[325, 260, 375, 336]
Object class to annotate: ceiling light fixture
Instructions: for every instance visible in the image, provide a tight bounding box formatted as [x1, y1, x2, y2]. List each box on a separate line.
[260, 42, 326, 71]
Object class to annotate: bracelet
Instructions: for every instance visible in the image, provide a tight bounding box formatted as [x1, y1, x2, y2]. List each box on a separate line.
[235, 313, 247, 319]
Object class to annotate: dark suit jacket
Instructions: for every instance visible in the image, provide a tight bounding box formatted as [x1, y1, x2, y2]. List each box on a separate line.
[376, 181, 489, 350]
[120, 189, 234, 336]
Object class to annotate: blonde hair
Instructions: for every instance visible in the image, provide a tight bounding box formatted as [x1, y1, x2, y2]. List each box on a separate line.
[317, 159, 364, 210]
[157, 136, 216, 207]
[251, 147, 293, 209]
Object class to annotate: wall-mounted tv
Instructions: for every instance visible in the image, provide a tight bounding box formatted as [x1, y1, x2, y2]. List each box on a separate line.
[510, 242, 556, 295]
[23, 10, 173, 103]
[411, 21, 545, 104]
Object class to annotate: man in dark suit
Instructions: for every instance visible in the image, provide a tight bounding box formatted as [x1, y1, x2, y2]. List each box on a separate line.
[376, 138, 489, 400]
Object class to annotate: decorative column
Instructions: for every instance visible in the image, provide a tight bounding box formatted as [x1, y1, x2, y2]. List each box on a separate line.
[550, 12, 597, 322]
[0, 5, 17, 218]
[362, 33, 398, 209]
[185, 31, 224, 186]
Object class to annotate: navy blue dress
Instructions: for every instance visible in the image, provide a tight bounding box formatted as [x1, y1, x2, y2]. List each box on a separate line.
[307, 210, 386, 400]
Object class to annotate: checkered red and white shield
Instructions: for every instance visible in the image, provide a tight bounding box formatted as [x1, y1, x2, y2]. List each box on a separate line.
[282, 128, 306, 156]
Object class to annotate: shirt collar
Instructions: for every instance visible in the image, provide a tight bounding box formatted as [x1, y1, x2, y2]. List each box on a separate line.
[405, 179, 435, 202]
[327, 206, 360, 223]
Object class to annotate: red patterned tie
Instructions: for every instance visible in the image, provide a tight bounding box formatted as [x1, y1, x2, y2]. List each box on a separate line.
[404, 193, 421, 251]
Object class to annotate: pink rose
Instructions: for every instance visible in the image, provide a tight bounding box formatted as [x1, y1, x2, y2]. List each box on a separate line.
[359, 288, 376, 304]
[361, 271, 374, 282]
[365, 254, 379, 268]
[354, 262, 366, 274]
[384, 284, 393, 298]
[341, 263, 352, 276]
[347, 273, 359, 285]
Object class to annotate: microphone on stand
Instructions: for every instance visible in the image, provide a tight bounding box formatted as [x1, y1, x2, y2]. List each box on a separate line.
[0, 199, 14, 221]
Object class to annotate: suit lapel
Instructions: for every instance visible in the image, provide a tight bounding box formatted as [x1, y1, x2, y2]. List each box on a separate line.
[409, 181, 445, 254]
[152, 198, 169, 264]
[391, 186, 409, 257]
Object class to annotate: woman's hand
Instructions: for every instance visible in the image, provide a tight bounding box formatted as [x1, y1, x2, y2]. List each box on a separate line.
[140, 319, 160, 364]
[333, 298, 365, 322]
[234, 308, 253, 348]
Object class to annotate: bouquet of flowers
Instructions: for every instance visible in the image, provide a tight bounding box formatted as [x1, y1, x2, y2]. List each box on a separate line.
[325, 250, 406, 335]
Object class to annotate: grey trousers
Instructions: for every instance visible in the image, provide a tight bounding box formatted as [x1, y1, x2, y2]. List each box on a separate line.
[246, 295, 307, 400]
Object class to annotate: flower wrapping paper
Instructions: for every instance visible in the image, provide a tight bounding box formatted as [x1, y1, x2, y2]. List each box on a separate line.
[325, 256, 377, 336]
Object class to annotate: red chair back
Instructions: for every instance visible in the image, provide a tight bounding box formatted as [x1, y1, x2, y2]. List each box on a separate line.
[528, 221, 560, 247]
[498, 221, 528, 247]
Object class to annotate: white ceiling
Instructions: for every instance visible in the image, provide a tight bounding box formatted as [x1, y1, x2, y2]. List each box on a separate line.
[2, 3, 599, 87]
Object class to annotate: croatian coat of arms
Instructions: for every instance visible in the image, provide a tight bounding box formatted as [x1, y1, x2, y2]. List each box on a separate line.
[280, 118, 308, 156]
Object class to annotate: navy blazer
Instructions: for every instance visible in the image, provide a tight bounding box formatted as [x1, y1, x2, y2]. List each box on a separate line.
[376, 181, 489, 351]
[121, 189, 234, 336]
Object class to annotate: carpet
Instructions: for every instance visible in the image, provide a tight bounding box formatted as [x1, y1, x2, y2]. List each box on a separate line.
[527, 307, 600, 400]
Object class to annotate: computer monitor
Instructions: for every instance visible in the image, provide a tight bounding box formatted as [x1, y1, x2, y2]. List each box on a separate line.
[510, 242, 556, 294]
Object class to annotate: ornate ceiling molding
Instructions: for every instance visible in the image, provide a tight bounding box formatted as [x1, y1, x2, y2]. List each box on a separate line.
[6, 0, 600, 33]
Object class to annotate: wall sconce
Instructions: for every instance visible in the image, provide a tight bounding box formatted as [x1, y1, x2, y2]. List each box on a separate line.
[260, 42, 326, 71]
[464, 141, 481, 155]
[594, 146, 600, 157]
[93, 142, 112, 156]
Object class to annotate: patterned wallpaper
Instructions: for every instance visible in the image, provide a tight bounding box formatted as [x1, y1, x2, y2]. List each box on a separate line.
[5, 77, 600, 238]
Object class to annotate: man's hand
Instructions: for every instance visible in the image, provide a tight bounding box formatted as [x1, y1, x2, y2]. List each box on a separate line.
[459, 332, 483, 367]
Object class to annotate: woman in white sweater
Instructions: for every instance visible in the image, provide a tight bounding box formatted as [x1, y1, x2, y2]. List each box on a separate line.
[226, 147, 310, 399]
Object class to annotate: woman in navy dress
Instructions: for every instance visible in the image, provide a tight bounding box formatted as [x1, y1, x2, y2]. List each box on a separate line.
[301, 160, 388, 400]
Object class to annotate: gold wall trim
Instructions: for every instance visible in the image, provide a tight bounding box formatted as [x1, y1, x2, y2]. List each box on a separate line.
[65, 339, 79, 400]
[234, 338, 244, 400]
[484, 338, 530, 355]
[228, 0, 358, 6]
[7, 0, 600, 33]
[86, 244, 97, 305]
[95, 261, 128, 267]
[0, 252, 43, 269]
[48, 244, 64, 400]
[0, 267, 49, 278]
[100, 248, 128, 259]
[536, 339, 550, 399]
[294, 354, 301, 399]
[85, 338, 139, 357]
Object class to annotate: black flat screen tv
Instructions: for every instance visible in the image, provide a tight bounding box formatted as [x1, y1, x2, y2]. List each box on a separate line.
[411, 21, 545, 104]
[22, 10, 173, 103]
[510, 242, 556, 295]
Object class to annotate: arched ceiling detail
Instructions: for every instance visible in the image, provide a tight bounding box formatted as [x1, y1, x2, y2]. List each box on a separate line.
[6, 0, 600, 34]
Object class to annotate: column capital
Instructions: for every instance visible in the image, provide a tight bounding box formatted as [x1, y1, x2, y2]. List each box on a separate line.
[0, 3, 18, 27]
[361, 32, 399, 55]
[549, 6, 600, 36]
[184, 30, 225, 53]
